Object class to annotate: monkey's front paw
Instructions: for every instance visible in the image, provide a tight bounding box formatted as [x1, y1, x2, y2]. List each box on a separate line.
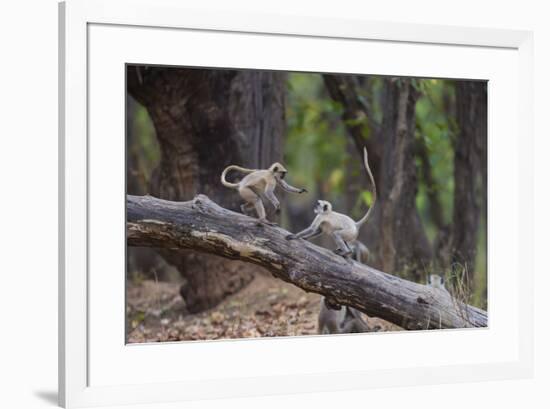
[286, 234, 296, 240]
[299, 188, 308, 194]
[275, 206, 281, 214]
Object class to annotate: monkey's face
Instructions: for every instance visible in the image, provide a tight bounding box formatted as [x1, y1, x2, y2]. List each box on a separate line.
[314, 200, 332, 215]
[270, 162, 288, 179]
[429, 274, 444, 287]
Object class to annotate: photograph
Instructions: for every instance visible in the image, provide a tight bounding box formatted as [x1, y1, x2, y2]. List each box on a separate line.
[125, 64, 488, 343]
[1, 0, 542, 407]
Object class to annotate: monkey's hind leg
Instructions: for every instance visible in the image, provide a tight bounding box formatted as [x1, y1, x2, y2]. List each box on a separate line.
[331, 231, 353, 258]
[256, 206, 277, 226]
[240, 202, 255, 216]
[240, 186, 275, 226]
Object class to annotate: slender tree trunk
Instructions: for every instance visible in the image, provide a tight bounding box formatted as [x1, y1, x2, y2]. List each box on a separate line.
[378, 79, 432, 279]
[127, 66, 285, 312]
[450, 81, 487, 286]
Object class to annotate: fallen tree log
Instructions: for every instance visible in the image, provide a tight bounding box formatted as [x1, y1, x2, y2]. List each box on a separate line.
[127, 194, 487, 330]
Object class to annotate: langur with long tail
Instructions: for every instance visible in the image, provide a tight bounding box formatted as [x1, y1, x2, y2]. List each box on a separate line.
[287, 147, 376, 258]
[221, 162, 307, 224]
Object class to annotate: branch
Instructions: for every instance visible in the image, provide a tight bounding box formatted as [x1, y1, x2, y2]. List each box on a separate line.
[127, 195, 487, 330]
[322, 74, 379, 152]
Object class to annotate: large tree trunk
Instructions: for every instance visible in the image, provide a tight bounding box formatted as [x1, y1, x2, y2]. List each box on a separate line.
[127, 66, 285, 312]
[127, 194, 487, 330]
[450, 81, 487, 286]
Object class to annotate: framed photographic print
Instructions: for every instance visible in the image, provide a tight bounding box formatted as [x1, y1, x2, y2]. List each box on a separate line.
[59, 0, 534, 407]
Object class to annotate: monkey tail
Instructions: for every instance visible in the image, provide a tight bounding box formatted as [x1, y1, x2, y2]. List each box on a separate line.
[355, 147, 377, 228]
[220, 165, 255, 189]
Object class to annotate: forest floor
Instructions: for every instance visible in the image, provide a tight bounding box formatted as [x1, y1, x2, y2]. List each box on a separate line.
[126, 272, 402, 343]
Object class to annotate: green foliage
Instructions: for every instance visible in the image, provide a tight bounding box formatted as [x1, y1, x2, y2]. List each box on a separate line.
[415, 79, 455, 228]
[360, 190, 374, 207]
[131, 103, 159, 183]
[285, 73, 349, 203]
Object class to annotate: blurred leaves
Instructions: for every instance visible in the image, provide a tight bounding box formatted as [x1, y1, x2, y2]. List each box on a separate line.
[360, 190, 374, 207]
[127, 99, 159, 193]
[285, 73, 348, 200]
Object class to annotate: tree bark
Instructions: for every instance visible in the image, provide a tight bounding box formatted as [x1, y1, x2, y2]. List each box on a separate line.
[127, 66, 285, 312]
[127, 194, 487, 330]
[378, 79, 433, 278]
[450, 81, 487, 285]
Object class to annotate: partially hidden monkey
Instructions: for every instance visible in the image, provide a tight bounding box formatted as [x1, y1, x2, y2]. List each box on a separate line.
[427, 274, 450, 294]
[221, 162, 307, 224]
[318, 298, 373, 334]
[317, 242, 380, 334]
[350, 241, 370, 264]
[286, 147, 376, 257]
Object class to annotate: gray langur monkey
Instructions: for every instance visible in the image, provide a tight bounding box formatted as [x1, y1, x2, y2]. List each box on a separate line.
[286, 147, 377, 257]
[221, 162, 307, 224]
[427, 274, 450, 294]
[318, 298, 373, 334]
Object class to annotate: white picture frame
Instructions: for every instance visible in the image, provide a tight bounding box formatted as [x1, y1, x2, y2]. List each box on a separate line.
[59, 0, 534, 407]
